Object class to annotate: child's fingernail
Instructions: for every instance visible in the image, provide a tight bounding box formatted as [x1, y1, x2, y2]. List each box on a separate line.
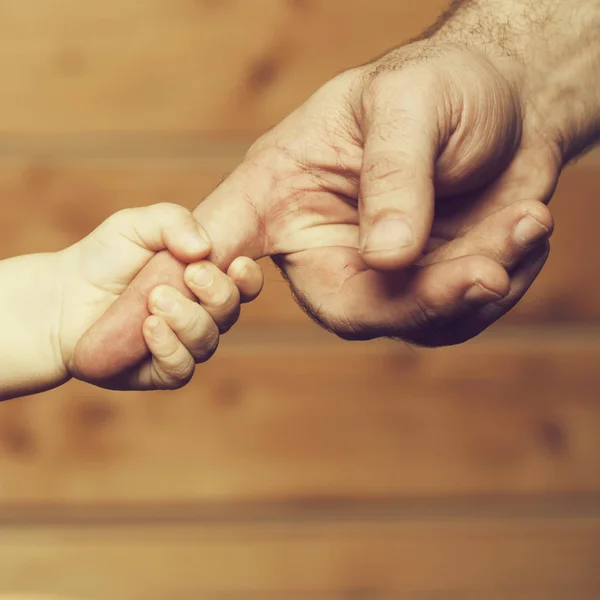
[186, 231, 209, 254]
[190, 266, 214, 288]
[154, 292, 177, 314]
[514, 214, 549, 247]
[150, 319, 167, 338]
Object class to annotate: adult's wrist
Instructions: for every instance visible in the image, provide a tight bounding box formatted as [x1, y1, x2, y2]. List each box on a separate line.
[428, 0, 600, 164]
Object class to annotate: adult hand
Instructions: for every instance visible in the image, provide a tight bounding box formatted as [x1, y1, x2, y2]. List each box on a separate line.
[74, 0, 600, 380]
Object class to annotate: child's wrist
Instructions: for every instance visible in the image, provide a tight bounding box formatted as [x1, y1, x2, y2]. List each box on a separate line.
[51, 248, 74, 379]
[0, 251, 71, 401]
[37, 250, 72, 389]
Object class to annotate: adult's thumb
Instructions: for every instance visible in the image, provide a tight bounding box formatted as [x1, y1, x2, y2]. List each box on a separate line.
[359, 73, 439, 271]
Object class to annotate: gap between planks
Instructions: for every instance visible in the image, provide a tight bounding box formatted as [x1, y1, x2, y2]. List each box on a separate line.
[0, 493, 599, 528]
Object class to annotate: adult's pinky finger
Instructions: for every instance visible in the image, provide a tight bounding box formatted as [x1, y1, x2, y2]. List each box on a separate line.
[407, 242, 550, 348]
[140, 315, 195, 390]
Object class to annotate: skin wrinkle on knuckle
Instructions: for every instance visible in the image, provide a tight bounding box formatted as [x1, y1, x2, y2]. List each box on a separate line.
[162, 355, 194, 388]
[364, 148, 419, 173]
[361, 153, 420, 195]
[155, 333, 182, 364]
[192, 315, 220, 355]
[181, 310, 203, 339]
[197, 337, 219, 363]
[151, 363, 186, 391]
[468, 230, 512, 265]
[205, 330, 220, 355]
[360, 180, 418, 206]
[209, 287, 237, 311]
[410, 284, 466, 335]
[411, 296, 440, 331]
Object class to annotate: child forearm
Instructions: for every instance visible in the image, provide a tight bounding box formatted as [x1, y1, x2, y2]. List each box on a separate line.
[0, 252, 69, 401]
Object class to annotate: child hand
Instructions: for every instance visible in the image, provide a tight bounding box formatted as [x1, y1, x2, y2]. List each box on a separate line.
[56, 203, 263, 391]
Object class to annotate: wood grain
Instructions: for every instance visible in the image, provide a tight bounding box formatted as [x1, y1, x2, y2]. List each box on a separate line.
[0, 516, 598, 599]
[0, 0, 447, 136]
[0, 3, 598, 597]
[0, 158, 598, 325]
[0, 333, 599, 506]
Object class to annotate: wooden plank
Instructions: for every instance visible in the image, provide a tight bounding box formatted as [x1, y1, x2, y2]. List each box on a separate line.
[0, 0, 447, 136]
[0, 158, 598, 326]
[0, 332, 599, 506]
[511, 159, 600, 323]
[0, 516, 598, 599]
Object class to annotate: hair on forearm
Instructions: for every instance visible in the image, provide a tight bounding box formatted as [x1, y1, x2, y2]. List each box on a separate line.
[418, 0, 473, 40]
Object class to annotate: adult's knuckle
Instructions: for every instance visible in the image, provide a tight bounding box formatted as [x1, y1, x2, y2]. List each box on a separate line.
[360, 154, 420, 210]
[410, 297, 438, 329]
[363, 150, 414, 180]
[516, 201, 554, 232]
[363, 68, 402, 103]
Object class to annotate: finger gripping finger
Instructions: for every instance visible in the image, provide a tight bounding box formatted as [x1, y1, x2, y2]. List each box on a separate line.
[72, 250, 194, 383]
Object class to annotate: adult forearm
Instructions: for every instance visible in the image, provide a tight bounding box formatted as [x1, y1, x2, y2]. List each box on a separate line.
[427, 0, 600, 163]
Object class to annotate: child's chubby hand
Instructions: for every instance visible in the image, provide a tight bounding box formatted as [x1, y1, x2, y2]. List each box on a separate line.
[55, 203, 263, 391]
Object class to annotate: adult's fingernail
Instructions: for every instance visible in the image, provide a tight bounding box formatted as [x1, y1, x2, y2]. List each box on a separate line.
[464, 282, 505, 305]
[362, 218, 413, 254]
[154, 291, 177, 314]
[513, 214, 549, 248]
[190, 266, 214, 288]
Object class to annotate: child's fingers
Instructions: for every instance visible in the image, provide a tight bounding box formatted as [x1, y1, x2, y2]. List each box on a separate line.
[148, 285, 220, 363]
[184, 261, 241, 333]
[140, 316, 196, 390]
[228, 257, 264, 303]
[104, 203, 211, 262]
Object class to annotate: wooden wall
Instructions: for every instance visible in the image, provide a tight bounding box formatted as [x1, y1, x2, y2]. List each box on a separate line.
[0, 1, 599, 598]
